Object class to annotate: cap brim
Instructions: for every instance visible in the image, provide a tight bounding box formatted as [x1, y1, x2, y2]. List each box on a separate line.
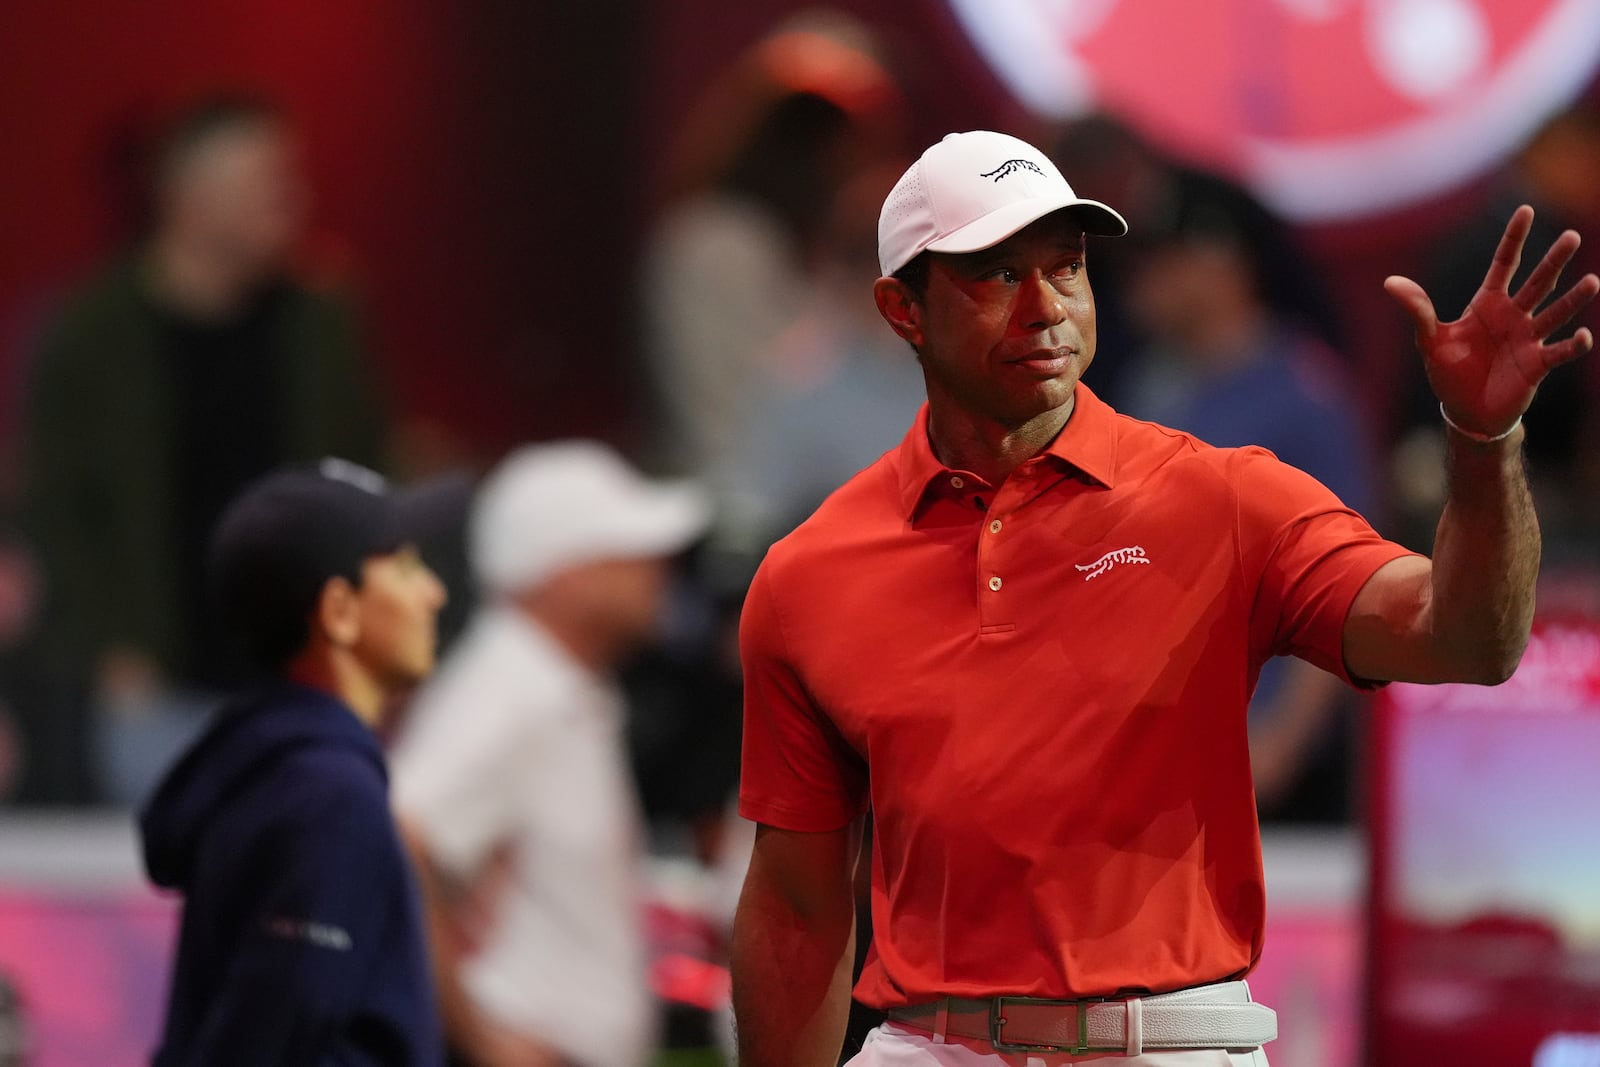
[608, 480, 713, 561]
[387, 471, 475, 547]
[926, 196, 1128, 257]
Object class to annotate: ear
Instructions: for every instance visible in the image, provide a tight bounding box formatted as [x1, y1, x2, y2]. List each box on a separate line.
[874, 276, 924, 349]
[313, 575, 362, 648]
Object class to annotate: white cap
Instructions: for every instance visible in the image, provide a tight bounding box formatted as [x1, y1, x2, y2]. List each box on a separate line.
[877, 130, 1127, 276]
[470, 440, 711, 594]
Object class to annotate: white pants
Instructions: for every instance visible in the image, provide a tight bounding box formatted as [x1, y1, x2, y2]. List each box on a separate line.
[844, 1023, 1271, 1067]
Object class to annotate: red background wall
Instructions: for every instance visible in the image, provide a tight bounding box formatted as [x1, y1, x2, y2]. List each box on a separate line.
[0, 1, 645, 466]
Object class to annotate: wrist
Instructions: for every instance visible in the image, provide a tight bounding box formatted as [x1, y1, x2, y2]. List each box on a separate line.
[1440, 403, 1521, 444]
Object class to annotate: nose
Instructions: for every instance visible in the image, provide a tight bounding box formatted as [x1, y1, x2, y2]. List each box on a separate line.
[1016, 270, 1068, 331]
[424, 566, 448, 609]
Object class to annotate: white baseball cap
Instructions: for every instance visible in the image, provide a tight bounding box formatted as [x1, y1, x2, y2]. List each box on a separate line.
[877, 130, 1128, 276]
[470, 440, 711, 594]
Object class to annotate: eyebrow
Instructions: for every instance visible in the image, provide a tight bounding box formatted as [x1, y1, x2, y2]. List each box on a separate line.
[954, 237, 1088, 272]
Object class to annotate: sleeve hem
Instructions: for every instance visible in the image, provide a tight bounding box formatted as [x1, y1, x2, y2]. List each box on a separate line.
[738, 795, 863, 834]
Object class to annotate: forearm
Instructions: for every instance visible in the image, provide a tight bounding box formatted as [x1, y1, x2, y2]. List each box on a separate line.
[421, 879, 481, 1052]
[399, 824, 481, 1048]
[1427, 423, 1539, 681]
[731, 850, 858, 1067]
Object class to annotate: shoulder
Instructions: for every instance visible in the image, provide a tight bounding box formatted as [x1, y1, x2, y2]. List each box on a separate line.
[402, 614, 581, 735]
[271, 740, 389, 811]
[195, 735, 400, 880]
[1102, 406, 1232, 483]
[1111, 414, 1317, 521]
[265, 744, 404, 863]
[236, 695, 390, 810]
[35, 259, 148, 351]
[269, 274, 359, 335]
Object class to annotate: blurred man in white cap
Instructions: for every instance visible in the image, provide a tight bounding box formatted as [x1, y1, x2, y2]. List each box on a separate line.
[730, 130, 1596, 1065]
[390, 441, 709, 1067]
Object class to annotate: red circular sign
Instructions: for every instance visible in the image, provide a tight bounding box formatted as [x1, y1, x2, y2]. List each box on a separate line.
[949, 0, 1600, 219]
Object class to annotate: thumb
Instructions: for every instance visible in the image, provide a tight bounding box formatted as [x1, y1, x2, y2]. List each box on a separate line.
[1384, 275, 1439, 346]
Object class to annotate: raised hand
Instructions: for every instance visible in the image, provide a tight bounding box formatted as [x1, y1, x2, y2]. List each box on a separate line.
[1384, 205, 1599, 438]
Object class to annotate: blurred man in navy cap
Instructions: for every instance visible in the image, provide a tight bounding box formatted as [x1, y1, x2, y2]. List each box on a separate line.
[141, 458, 462, 1066]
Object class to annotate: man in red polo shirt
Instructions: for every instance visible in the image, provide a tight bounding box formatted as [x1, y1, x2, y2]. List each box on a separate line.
[731, 131, 1598, 1066]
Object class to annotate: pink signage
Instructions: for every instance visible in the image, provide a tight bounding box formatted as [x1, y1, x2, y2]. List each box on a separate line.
[0, 890, 177, 1067]
[947, 0, 1600, 219]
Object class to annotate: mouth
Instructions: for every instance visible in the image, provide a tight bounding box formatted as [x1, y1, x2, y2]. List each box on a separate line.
[1005, 348, 1076, 376]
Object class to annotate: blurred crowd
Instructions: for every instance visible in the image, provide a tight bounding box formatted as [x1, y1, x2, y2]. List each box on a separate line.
[0, 9, 1597, 1066]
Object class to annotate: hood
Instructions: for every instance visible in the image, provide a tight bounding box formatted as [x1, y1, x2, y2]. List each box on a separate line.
[140, 682, 383, 890]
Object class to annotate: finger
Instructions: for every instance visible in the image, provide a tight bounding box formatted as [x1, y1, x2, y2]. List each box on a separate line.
[1482, 204, 1534, 294]
[1529, 272, 1600, 338]
[1538, 326, 1595, 372]
[1384, 275, 1439, 344]
[1513, 229, 1583, 313]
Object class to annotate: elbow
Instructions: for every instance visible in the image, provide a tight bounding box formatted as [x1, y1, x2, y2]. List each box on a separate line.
[1464, 660, 1518, 687]
[1456, 638, 1528, 686]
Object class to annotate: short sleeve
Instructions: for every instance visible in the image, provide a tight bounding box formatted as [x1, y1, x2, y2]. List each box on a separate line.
[738, 560, 867, 832]
[390, 682, 528, 877]
[1232, 447, 1418, 685]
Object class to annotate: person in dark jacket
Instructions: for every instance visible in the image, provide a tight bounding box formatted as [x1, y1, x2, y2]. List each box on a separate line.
[21, 93, 390, 806]
[140, 458, 462, 1066]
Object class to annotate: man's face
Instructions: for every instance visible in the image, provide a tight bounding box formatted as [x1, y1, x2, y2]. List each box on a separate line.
[900, 213, 1097, 428]
[546, 555, 675, 653]
[1126, 237, 1252, 357]
[167, 121, 306, 277]
[348, 545, 447, 690]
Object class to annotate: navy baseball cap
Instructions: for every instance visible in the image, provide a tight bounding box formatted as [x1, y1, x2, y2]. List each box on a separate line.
[206, 458, 470, 667]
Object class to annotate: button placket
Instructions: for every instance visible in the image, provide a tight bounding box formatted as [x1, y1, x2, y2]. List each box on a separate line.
[975, 497, 1011, 631]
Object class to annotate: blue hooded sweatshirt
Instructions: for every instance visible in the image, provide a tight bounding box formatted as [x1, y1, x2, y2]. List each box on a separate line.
[140, 682, 443, 1066]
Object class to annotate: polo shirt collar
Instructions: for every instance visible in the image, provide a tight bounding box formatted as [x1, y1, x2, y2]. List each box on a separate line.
[894, 382, 1120, 518]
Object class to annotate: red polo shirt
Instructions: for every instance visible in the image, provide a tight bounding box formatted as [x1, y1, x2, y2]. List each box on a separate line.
[739, 384, 1414, 1008]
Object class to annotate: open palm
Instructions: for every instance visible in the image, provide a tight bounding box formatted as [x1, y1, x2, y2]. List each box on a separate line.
[1385, 205, 1599, 437]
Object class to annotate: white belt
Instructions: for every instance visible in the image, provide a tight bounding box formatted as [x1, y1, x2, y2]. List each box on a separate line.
[885, 980, 1278, 1055]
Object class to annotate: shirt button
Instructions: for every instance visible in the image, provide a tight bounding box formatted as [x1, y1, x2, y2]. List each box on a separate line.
[989, 519, 1003, 534]
[950, 475, 965, 489]
[988, 576, 1002, 592]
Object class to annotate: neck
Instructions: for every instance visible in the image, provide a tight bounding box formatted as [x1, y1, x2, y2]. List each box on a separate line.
[925, 391, 1076, 486]
[284, 648, 386, 729]
[511, 597, 623, 675]
[144, 233, 256, 320]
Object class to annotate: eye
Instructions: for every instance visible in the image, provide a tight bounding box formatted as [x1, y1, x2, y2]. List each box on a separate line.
[1053, 258, 1084, 280]
[980, 267, 1019, 284]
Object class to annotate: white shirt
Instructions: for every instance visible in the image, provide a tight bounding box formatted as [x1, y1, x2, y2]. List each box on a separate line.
[390, 607, 654, 1067]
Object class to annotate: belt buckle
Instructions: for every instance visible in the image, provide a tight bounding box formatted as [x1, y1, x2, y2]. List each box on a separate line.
[989, 995, 1121, 1055]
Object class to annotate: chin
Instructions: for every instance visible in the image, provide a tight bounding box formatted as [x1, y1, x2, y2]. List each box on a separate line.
[1037, 377, 1080, 409]
[389, 655, 435, 690]
[998, 385, 1074, 424]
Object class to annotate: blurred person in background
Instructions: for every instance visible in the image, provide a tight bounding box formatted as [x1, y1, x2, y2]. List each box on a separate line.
[1045, 115, 1345, 409]
[1394, 101, 1600, 556]
[141, 459, 458, 1066]
[696, 157, 927, 1058]
[713, 159, 927, 558]
[20, 93, 389, 806]
[1117, 176, 1379, 819]
[391, 442, 709, 1067]
[640, 12, 906, 490]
